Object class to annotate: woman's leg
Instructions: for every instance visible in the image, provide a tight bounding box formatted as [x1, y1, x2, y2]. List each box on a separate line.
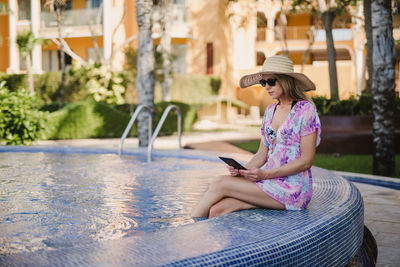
[191, 175, 284, 218]
[209, 197, 257, 218]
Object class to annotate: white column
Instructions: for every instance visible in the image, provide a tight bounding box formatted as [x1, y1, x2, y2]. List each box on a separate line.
[31, 0, 42, 73]
[356, 48, 365, 94]
[103, 0, 112, 62]
[7, 0, 18, 73]
[267, 16, 275, 43]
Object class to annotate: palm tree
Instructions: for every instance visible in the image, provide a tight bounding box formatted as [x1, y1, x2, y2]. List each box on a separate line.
[0, 2, 10, 14]
[44, 0, 67, 108]
[16, 31, 45, 93]
[364, 0, 373, 91]
[155, 0, 173, 101]
[136, 0, 155, 147]
[370, 0, 396, 176]
[292, 0, 356, 101]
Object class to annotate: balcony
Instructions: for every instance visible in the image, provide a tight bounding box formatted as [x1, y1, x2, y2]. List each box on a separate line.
[172, 4, 186, 23]
[41, 8, 102, 28]
[257, 26, 353, 42]
[152, 4, 189, 41]
[39, 8, 102, 38]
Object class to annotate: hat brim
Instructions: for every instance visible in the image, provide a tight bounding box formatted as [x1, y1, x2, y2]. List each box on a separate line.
[239, 71, 316, 91]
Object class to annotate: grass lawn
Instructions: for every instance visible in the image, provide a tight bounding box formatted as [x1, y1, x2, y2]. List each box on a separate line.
[233, 140, 400, 178]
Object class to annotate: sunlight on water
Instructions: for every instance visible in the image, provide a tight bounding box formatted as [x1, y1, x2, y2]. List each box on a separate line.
[0, 152, 223, 255]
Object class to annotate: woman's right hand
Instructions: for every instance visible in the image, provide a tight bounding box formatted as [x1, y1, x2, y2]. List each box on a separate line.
[227, 166, 240, 177]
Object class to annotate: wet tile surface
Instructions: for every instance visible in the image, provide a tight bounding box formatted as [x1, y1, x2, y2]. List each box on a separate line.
[353, 182, 400, 266]
[0, 148, 364, 266]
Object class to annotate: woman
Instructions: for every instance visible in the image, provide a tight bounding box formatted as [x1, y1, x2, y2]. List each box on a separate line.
[191, 55, 321, 218]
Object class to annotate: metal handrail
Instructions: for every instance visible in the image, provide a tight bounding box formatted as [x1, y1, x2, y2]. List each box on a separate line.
[118, 105, 152, 159]
[147, 105, 181, 162]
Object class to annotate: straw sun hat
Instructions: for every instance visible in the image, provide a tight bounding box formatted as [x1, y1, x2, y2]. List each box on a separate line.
[239, 55, 316, 91]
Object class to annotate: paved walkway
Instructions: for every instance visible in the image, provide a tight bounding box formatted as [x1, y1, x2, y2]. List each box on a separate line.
[34, 130, 400, 266]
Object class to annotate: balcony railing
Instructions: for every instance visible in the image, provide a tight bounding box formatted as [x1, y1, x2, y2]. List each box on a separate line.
[172, 4, 186, 22]
[275, 26, 310, 41]
[257, 26, 311, 41]
[41, 8, 102, 28]
[257, 26, 353, 42]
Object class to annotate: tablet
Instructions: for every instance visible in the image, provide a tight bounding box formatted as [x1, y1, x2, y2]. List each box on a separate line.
[218, 156, 247, 170]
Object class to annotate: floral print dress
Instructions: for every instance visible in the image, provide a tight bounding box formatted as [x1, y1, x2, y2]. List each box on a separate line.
[257, 100, 321, 210]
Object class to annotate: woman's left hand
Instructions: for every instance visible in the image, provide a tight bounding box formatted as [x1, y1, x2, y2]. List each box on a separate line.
[239, 168, 269, 182]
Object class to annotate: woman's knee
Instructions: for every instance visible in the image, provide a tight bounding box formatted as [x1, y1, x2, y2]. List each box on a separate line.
[209, 175, 231, 193]
[209, 201, 229, 218]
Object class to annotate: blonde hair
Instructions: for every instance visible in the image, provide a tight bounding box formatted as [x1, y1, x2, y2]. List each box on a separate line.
[274, 74, 314, 104]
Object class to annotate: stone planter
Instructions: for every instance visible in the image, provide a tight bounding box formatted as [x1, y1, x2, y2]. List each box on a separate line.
[317, 115, 400, 154]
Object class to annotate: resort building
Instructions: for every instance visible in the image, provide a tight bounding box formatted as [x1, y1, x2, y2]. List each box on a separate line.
[0, 0, 399, 115]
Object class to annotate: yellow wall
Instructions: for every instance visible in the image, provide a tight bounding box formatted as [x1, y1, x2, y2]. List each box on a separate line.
[0, 0, 9, 72]
[43, 37, 103, 61]
[73, 0, 86, 9]
[287, 13, 310, 26]
[123, 0, 137, 49]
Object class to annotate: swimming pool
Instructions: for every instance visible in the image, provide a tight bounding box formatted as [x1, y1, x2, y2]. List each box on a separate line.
[0, 146, 364, 266]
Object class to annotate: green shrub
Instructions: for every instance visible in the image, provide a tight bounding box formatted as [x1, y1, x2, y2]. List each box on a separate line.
[43, 100, 133, 139]
[210, 77, 222, 95]
[0, 81, 47, 145]
[153, 101, 198, 136]
[34, 72, 61, 104]
[167, 74, 222, 105]
[0, 73, 27, 91]
[312, 91, 399, 116]
[43, 100, 198, 140]
[65, 62, 128, 105]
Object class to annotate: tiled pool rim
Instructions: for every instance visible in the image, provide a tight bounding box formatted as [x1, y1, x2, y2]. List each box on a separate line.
[0, 146, 364, 266]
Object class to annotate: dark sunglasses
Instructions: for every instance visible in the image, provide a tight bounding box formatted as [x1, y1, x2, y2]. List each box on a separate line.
[259, 78, 278, 87]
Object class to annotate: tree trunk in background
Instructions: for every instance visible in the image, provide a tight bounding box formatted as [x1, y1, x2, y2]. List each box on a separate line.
[26, 54, 34, 93]
[364, 0, 373, 91]
[321, 10, 339, 101]
[159, 0, 172, 101]
[57, 7, 65, 108]
[371, 0, 396, 176]
[136, 0, 155, 147]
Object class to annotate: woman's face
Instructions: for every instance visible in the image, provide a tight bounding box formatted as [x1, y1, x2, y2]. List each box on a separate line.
[261, 75, 284, 100]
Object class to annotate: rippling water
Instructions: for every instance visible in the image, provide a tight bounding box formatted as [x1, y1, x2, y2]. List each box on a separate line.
[0, 152, 223, 255]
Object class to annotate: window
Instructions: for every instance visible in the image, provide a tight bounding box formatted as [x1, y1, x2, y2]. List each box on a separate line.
[87, 47, 103, 62]
[206, 43, 213, 74]
[42, 50, 72, 72]
[86, 0, 103, 8]
[18, 0, 31, 20]
[172, 44, 186, 74]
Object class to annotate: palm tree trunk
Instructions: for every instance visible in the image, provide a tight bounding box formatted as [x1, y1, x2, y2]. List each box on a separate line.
[364, 0, 373, 91]
[57, 7, 65, 108]
[136, 0, 155, 147]
[371, 0, 396, 176]
[26, 55, 34, 93]
[321, 10, 339, 101]
[159, 0, 172, 101]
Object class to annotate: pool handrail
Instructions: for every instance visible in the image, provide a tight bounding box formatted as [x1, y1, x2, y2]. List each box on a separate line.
[118, 105, 152, 159]
[147, 105, 181, 162]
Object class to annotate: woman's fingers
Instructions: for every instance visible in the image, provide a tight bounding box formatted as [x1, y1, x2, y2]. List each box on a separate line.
[227, 166, 240, 176]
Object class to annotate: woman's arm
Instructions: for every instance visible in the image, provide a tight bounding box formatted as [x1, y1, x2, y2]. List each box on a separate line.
[239, 131, 317, 182]
[228, 139, 268, 177]
[245, 139, 269, 169]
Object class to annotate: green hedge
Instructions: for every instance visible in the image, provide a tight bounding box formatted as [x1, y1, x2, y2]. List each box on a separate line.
[313, 91, 400, 116]
[161, 74, 221, 105]
[43, 100, 197, 140]
[1, 72, 222, 107]
[43, 100, 132, 139]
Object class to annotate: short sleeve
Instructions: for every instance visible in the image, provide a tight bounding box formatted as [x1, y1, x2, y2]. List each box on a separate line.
[300, 103, 322, 147]
[260, 106, 272, 149]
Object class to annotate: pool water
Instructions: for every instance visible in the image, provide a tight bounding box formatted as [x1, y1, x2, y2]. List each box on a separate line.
[0, 152, 221, 255]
